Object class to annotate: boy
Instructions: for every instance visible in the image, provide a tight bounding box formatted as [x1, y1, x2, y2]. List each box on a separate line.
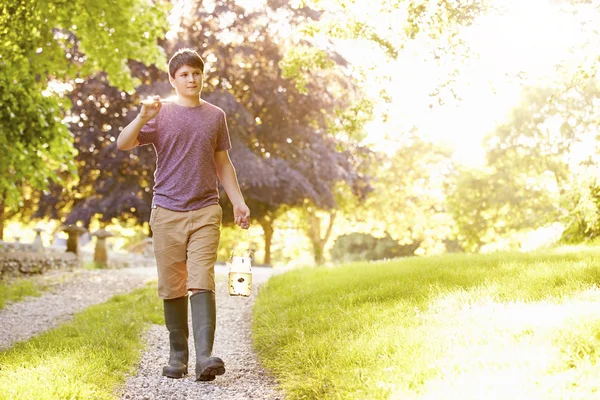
[117, 48, 250, 381]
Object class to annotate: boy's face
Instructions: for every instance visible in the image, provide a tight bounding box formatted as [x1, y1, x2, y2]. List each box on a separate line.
[169, 64, 204, 97]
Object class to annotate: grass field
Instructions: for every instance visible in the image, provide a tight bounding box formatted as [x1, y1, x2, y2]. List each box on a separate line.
[0, 284, 162, 400]
[252, 248, 600, 399]
[0, 277, 47, 310]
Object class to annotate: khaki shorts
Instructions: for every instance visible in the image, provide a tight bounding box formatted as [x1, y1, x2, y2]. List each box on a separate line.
[150, 204, 222, 299]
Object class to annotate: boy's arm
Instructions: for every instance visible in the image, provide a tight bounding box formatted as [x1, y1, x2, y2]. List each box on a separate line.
[214, 150, 250, 229]
[117, 100, 161, 151]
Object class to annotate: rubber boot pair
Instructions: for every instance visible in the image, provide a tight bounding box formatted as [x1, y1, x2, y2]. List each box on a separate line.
[162, 291, 225, 381]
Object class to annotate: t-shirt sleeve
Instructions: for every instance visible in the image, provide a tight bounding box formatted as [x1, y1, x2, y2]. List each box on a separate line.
[216, 112, 232, 152]
[137, 115, 158, 145]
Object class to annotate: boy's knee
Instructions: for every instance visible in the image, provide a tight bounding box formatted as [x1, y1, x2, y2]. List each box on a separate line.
[189, 289, 214, 296]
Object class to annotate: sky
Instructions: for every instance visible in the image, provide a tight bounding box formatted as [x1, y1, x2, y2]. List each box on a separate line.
[354, 0, 596, 165]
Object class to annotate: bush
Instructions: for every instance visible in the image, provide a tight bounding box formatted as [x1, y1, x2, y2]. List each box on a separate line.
[330, 233, 420, 264]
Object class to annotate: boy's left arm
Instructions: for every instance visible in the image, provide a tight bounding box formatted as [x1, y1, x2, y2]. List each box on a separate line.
[215, 150, 250, 229]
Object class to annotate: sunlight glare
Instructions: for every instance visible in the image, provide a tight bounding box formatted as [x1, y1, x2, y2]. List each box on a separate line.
[409, 0, 578, 166]
[354, 0, 591, 165]
[166, 0, 194, 40]
[167, 0, 597, 167]
[392, 286, 600, 399]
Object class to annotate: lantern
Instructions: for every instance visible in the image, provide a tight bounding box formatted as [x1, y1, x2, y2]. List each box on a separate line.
[227, 255, 252, 297]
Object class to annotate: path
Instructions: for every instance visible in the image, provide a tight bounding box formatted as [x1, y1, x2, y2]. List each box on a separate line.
[0, 259, 287, 399]
[0, 265, 156, 350]
[120, 266, 285, 400]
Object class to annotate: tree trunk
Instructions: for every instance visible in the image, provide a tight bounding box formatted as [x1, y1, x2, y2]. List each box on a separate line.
[0, 195, 4, 241]
[259, 217, 274, 266]
[306, 210, 336, 266]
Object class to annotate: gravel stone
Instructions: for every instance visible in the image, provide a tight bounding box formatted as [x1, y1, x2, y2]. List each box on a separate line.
[120, 271, 285, 400]
[0, 265, 157, 350]
[0, 259, 287, 399]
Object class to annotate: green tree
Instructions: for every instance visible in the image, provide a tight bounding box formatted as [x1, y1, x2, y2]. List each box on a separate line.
[269, 0, 493, 262]
[275, 0, 491, 92]
[447, 81, 600, 251]
[340, 132, 455, 254]
[560, 172, 600, 243]
[0, 0, 169, 238]
[31, 0, 371, 265]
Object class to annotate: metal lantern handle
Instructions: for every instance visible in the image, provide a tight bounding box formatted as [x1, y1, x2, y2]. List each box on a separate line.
[229, 228, 254, 263]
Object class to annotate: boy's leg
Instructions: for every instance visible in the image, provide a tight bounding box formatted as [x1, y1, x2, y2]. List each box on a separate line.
[151, 206, 190, 299]
[151, 206, 191, 378]
[186, 204, 224, 381]
[187, 204, 222, 293]
[162, 295, 189, 378]
[190, 291, 225, 381]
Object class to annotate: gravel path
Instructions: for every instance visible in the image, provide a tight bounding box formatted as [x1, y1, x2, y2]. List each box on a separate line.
[0, 260, 287, 399]
[120, 267, 285, 400]
[0, 265, 157, 350]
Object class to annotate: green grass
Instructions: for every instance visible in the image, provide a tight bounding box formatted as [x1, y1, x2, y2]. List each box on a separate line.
[253, 248, 600, 399]
[0, 277, 48, 310]
[0, 284, 162, 400]
[83, 261, 107, 270]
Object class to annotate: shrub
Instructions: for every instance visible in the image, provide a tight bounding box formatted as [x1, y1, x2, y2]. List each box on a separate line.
[330, 232, 420, 263]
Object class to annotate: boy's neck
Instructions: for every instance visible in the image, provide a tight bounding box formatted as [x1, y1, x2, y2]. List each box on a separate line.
[176, 94, 202, 108]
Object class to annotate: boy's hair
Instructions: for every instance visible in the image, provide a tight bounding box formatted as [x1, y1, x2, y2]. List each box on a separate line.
[168, 48, 205, 78]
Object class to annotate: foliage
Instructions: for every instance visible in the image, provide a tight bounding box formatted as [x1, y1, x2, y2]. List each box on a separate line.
[448, 81, 600, 251]
[484, 84, 598, 187]
[267, 0, 495, 178]
[34, 1, 372, 243]
[445, 166, 544, 252]
[0, 0, 170, 235]
[342, 132, 455, 253]
[330, 232, 419, 263]
[279, 45, 336, 94]
[271, 0, 491, 92]
[35, 73, 157, 225]
[559, 1, 600, 84]
[560, 171, 600, 243]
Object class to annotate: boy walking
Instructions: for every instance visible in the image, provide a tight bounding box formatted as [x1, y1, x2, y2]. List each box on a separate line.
[117, 48, 250, 381]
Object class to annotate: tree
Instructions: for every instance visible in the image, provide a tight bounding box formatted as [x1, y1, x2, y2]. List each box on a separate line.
[180, 0, 375, 262]
[34, 73, 157, 227]
[560, 171, 600, 243]
[34, 0, 371, 265]
[300, 205, 337, 265]
[271, 0, 491, 92]
[24, 0, 493, 262]
[0, 0, 170, 238]
[447, 81, 600, 250]
[336, 131, 455, 255]
[269, 0, 493, 260]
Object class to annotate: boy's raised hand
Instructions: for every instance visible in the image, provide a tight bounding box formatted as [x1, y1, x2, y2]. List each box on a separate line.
[139, 95, 162, 122]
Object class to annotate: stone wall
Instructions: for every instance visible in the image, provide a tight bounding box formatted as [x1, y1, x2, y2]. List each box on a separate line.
[0, 243, 80, 278]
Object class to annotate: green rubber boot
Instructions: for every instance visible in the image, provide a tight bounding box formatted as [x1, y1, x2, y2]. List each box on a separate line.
[162, 295, 189, 378]
[190, 291, 225, 381]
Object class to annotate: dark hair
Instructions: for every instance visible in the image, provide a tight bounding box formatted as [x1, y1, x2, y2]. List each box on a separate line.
[168, 48, 205, 78]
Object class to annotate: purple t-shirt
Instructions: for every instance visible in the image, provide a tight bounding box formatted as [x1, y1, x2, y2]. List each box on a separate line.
[137, 101, 232, 211]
